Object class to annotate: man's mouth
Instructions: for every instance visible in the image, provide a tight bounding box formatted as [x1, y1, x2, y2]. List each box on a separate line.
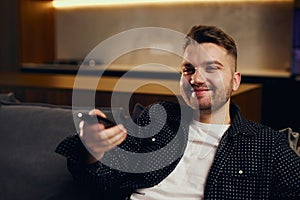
[192, 88, 210, 97]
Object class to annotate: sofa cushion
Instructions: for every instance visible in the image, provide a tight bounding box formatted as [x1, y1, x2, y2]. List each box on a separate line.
[0, 102, 92, 199]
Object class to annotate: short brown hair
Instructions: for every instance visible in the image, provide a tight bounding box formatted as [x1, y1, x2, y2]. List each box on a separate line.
[184, 25, 237, 70]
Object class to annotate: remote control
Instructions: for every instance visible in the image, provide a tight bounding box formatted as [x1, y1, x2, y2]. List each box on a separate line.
[77, 112, 116, 128]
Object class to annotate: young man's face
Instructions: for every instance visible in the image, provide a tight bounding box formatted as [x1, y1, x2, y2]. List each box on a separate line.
[180, 42, 240, 112]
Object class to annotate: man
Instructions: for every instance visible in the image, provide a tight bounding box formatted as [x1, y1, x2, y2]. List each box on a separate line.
[56, 25, 300, 199]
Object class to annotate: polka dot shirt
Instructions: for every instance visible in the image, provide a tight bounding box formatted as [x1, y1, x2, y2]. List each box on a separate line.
[56, 102, 300, 200]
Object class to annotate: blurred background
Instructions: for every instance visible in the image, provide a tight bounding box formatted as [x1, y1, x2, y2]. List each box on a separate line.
[0, 0, 299, 132]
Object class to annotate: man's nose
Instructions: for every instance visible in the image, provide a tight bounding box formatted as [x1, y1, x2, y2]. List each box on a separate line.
[190, 69, 205, 84]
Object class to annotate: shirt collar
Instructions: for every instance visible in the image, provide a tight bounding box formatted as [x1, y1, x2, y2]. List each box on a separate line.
[227, 102, 258, 137]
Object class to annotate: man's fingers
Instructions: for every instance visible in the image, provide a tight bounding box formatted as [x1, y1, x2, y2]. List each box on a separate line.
[87, 130, 127, 154]
[88, 109, 106, 118]
[98, 124, 126, 140]
[107, 128, 127, 146]
[81, 124, 127, 152]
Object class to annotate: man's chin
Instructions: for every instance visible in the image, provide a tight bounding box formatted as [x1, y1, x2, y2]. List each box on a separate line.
[199, 107, 212, 114]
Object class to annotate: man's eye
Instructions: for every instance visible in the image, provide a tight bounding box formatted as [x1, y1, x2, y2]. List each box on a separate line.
[206, 65, 218, 72]
[182, 68, 195, 75]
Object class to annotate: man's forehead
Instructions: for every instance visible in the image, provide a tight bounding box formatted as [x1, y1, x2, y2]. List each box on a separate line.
[182, 43, 235, 70]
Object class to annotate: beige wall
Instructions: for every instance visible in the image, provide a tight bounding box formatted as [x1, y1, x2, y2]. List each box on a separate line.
[55, 1, 294, 72]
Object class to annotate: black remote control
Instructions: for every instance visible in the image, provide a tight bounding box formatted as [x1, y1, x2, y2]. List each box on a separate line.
[77, 112, 116, 128]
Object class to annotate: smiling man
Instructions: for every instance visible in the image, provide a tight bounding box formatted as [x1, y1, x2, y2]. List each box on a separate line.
[180, 37, 241, 124]
[56, 25, 300, 200]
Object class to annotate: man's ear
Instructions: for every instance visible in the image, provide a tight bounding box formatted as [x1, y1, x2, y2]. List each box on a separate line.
[232, 71, 241, 92]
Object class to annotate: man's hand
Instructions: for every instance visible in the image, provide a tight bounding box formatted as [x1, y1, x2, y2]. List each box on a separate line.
[79, 109, 127, 164]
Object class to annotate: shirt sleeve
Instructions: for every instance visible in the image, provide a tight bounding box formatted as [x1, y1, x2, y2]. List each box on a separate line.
[55, 134, 129, 192]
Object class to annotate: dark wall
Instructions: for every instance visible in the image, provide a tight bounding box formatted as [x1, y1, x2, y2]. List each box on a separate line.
[0, 0, 19, 72]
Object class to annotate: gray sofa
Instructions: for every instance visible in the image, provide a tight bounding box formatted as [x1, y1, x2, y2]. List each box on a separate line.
[0, 93, 299, 199]
[0, 93, 92, 199]
[0, 93, 146, 200]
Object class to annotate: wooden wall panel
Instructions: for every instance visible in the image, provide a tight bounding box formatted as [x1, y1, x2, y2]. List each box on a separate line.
[0, 0, 19, 72]
[19, 0, 55, 63]
[0, 72, 262, 123]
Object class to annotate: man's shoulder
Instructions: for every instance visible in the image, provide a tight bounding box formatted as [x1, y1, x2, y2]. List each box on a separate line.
[231, 116, 284, 147]
[243, 120, 280, 137]
[236, 119, 299, 152]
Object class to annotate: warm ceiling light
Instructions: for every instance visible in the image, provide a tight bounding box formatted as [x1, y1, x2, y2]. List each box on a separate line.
[52, 0, 293, 8]
[53, 0, 186, 8]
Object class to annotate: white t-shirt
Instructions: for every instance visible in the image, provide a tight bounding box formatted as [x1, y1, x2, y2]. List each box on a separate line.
[130, 121, 230, 200]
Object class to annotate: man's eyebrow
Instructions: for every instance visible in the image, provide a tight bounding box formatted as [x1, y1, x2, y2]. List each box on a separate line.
[182, 60, 224, 68]
[203, 60, 223, 66]
[203, 60, 224, 67]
